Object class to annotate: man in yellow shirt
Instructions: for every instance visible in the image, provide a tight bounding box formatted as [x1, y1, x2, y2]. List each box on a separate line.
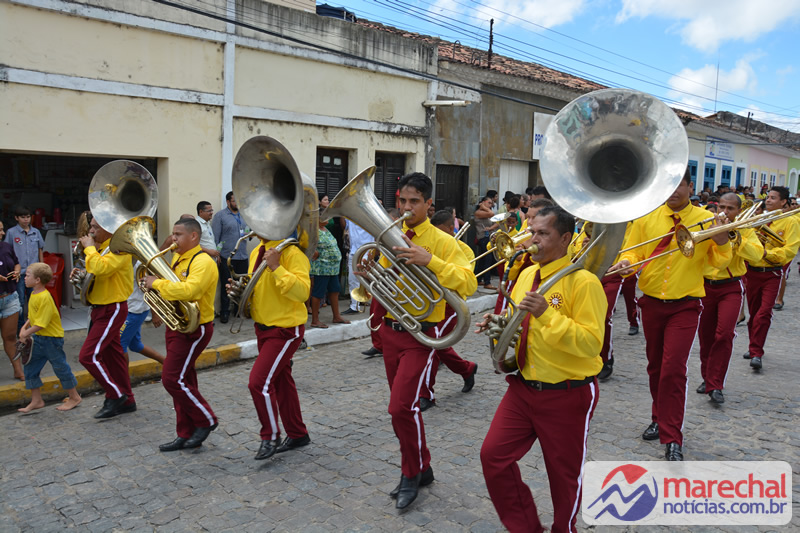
[74, 213, 135, 419]
[609, 170, 732, 461]
[698, 193, 764, 403]
[479, 206, 606, 533]
[375, 173, 476, 510]
[743, 186, 800, 369]
[244, 234, 311, 461]
[143, 218, 219, 451]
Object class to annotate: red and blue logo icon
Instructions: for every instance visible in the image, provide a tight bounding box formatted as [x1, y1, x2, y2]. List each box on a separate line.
[587, 464, 659, 521]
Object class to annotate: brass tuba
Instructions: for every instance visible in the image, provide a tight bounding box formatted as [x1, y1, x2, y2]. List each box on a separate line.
[323, 167, 471, 350]
[486, 88, 689, 373]
[226, 136, 319, 334]
[71, 161, 159, 307]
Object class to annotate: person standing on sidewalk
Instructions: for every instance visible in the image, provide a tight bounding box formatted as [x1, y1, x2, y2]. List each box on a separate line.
[73, 213, 135, 419]
[0, 220, 24, 380]
[5, 206, 44, 332]
[243, 233, 312, 461]
[212, 192, 248, 323]
[143, 218, 219, 451]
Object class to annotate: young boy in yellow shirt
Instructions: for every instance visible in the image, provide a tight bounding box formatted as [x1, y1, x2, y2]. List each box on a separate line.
[17, 262, 82, 413]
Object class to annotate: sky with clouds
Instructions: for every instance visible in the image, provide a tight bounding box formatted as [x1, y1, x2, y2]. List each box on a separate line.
[338, 0, 800, 133]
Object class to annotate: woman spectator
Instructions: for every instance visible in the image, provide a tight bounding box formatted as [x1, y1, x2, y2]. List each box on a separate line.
[309, 216, 350, 328]
[0, 220, 23, 380]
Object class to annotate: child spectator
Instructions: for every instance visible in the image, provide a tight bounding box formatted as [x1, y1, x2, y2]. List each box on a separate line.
[120, 260, 166, 365]
[309, 217, 350, 328]
[17, 263, 82, 413]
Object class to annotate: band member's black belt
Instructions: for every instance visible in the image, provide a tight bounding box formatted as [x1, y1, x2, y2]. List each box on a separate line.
[705, 276, 741, 286]
[91, 302, 124, 309]
[384, 318, 437, 332]
[747, 265, 782, 272]
[256, 323, 280, 331]
[643, 294, 700, 304]
[518, 374, 595, 391]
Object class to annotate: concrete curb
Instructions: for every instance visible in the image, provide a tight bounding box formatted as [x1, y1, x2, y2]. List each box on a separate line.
[0, 294, 496, 409]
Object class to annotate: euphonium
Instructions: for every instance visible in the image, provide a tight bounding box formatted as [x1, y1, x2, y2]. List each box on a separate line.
[226, 136, 319, 334]
[485, 88, 689, 373]
[110, 216, 201, 334]
[323, 167, 471, 350]
[75, 161, 159, 307]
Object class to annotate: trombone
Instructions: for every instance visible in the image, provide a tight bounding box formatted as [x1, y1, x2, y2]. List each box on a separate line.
[471, 229, 532, 278]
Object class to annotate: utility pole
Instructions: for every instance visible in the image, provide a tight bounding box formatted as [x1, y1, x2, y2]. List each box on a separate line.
[745, 111, 752, 134]
[488, 18, 494, 69]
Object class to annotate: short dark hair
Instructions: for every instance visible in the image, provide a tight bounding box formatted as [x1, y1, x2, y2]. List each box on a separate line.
[196, 201, 211, 215]
[536, 206, 574, 237]
[681, 168, 692, 185]
[525, 187, 534, 195]
[15, 206, 31, 217]
[506, 195, 521, 209]
[530, 186, 551, 199]
[430, 209, 454, 227]
[529, 198, 554, 210]
[720, 192, 741, 208]
[318, 192, 328, 202]
[225, 191, 234, 203]
[486, 189, 498, 198]
[174, 217, 202, 235]
[397, 172, 433, 200]
[770, 186, 790, 202]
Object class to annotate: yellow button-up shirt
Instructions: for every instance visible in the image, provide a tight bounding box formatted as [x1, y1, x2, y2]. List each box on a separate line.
[249, 240, 310, 328]
[381, 219, 477, 323]
[748, 215, 800, 267]
[704, 228, 763, 280]
[457, 239, 475, 268]
[152, 245, 218, 324]
[620, 203, 732, 299]
[28, 289, 64, 337]
[85, 238, 133, 305]
[510, 255, 606, 382]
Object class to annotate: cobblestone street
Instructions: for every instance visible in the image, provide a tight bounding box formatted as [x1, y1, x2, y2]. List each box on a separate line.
[1, 283, 799, 532]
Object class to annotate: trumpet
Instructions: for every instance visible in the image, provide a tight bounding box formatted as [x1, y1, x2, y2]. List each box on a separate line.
[472, 230, 533, 278]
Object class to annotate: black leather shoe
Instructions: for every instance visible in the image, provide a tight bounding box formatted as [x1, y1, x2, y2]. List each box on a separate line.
[255, 439, 278, 460]
[696, 381, 706, 394]
[708, 389, 724, 404]
[362, 346, 382, 357]
[159, 437, 188, 452]
[184, 423, 218, 448]
[94, 394, 128, 419]
[395, 473, 421, 509]
[642, 422, 659, 441]
[462, 364, 478, 393]
[665, 442, 683, 461]
[743, 351, 752, 359]
[750, 357, 762, 369]
[390, 466, 434, 499]
[276, 434, 311, 453]
[220, 314, 229, 324]
[116, 402, 137, 414]
[628, 325, 639, 335]
[419, 398, 435, 412]
[597, 360, 613, 381]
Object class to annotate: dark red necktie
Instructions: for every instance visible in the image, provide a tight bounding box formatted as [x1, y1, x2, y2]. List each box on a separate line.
[637, 214, 680, 273]
[405, 228, 415, 240]
[515, 268, 541, 371]
[254, 244, 266, 268]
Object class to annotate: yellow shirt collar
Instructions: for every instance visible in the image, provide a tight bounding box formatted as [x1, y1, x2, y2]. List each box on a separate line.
[538, 254, 572, 281]
[402, 218, 433, 236]
[175, 244, 203, 263]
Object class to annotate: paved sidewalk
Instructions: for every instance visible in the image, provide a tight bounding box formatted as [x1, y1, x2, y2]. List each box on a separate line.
[1, 284, 798, 531]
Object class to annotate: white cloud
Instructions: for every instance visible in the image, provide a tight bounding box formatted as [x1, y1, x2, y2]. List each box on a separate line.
[668, 56, 758, 110]
[432, 0, 586, 29]
[616, 0, 800, 53]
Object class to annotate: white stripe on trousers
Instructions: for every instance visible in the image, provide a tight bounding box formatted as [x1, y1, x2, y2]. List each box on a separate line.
[91, 303, 122, 398]
[178, 325, 215, 426]
[568, 381, 597, 531]
[411, 327, 442, 472]
[261, 325, 301, 441]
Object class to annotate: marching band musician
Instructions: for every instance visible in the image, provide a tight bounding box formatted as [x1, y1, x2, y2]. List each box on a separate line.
[697, 193, 764, 403]
[742, 186, 800, 370]
[369, 172, 476, 510]
[74, 213, 136, 419]
[608, 170, 732, 461]
[478, 206, 606, 533]
[244, 232, 312, 461]
[143, 218, 219, 451]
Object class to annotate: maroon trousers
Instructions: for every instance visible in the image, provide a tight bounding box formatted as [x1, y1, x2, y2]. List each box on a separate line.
[368, 299, 386, 352]
[381, 324, 440, 478]
[249, 324, 307, 441]
[425, 305, 477, 398]
[638, 295, 701, 446]
[699, 279, 744, 392]
[163, 323, 216, 438]
[620, 273, 639, 328]
[481, 375, 598, 533]
[78, 302, 133, 402]
[599, 274, 624, 363]
[744, 268, 782, 359]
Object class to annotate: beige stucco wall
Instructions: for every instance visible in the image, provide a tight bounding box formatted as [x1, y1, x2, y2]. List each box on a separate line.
[0, 83, 223, 241]
[0, 3, 225, 94]
[235, 47, 428, 127]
